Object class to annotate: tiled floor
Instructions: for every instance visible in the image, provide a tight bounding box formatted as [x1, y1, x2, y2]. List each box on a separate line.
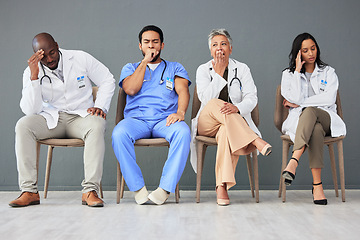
[1, 190, 360, 240]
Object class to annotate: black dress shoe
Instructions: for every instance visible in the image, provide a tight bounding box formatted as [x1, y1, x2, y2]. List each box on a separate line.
[312, 182, 327, 205]
[282, 157, 299, 186]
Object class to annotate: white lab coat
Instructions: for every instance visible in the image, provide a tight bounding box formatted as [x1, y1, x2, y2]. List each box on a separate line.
[20, 49, 115, 129]
[281, 64, 346, 142]
[190, 58, 261, 172]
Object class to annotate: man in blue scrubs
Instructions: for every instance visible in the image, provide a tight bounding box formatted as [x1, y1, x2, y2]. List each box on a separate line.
[112, 25, 191, 205]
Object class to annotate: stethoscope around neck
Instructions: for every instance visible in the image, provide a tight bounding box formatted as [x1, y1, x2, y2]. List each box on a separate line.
[230, 68, 242, 89]
[39, 63, 54, 103]
[39, 51, 62, 102]
[209, 60, 242, 90]
[146, 58, 167, 84]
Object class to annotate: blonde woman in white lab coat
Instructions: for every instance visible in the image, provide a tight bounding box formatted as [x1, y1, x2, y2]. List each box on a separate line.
[281, 33, 346, 205]
[192, 29, 272, 206]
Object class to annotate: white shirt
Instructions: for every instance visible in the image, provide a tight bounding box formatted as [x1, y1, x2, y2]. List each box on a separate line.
[52, 53, 64, 81]
[147, 62, 160, 71]
[305, 72, 316, 97]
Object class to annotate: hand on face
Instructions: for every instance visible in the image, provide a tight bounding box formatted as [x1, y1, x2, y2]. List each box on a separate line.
[295, 50, 306, 73]
[143, 48, 160, 63]
[219, 102, 239, 115]
[27, 49, 44, 80]
[212, 49, 228, 76]
[87, 107, 107, 119]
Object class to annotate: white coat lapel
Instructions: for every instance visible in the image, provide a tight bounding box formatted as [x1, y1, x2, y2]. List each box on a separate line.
[227, 58, 236, 82]
[310, 64, 321, 94]
[208, 60, 216, 80]
[61, 49, 74, 83]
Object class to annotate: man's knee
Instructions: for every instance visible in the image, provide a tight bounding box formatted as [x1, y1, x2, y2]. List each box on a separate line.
[171, 122, 191, 142]
[112, 122, 132, 143]
[87, 116, 106, 136]
[15, 115, 42, 134]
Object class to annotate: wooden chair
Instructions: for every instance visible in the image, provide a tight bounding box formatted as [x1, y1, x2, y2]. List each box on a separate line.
[36, 87, 103, 198]
[192, 86, 260, 203]
[114, 88, 180, 204]
[274, 85, 345, 202]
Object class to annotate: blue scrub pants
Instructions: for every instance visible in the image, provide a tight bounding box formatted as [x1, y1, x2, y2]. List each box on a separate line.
[112, 117, 190, 193]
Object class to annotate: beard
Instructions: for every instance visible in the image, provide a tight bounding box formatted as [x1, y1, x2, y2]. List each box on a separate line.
[142, 50, 161, 62]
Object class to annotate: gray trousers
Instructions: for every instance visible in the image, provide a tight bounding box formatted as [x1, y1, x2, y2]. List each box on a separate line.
[293, 107, 331, 168]
[15, 112, 106, 193]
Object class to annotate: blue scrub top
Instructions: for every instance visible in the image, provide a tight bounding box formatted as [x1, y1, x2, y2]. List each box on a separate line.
[120, 60, 191, 120]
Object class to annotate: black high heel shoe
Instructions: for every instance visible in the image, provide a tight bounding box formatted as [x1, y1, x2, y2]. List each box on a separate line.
[282, 157, 299, 186]
[312, 182, 327, 205]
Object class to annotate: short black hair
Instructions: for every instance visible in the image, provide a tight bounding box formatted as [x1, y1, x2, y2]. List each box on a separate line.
[138, 25, 164, 43]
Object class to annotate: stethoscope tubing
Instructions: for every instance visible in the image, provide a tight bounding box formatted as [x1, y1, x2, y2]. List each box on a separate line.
[146, 58, 167, 85]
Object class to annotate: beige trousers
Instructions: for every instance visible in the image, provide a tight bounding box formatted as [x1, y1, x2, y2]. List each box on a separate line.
[293, 107, 331, 168]
[198, 99, 258, 189]
[15, 112, 106, 193]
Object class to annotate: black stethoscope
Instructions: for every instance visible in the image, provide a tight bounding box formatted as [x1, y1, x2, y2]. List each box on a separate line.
[146, 58, 167, 84]
[230, 67, 242, 89]
[39, 62, 54, 103]
[209, 61, 242, 90]
[40, 62, 52, 84]
[159, 58, 167, 84]
[39, 51, 62, 102]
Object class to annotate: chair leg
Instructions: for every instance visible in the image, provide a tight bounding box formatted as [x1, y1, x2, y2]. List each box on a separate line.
[196, 142, 207, 203]
[279, 141, 290, 202]
[328, 143, 339, 197]
[120, 176, 125, 199]
[116, 161, 121, 204]
[252, 151, 259, 203]
[44, 146, 54, 199]
[36, 142, 41, 187]
[175, 184, 180, 203]
[337, 140, 345, 202]
[246, 154, 255, 198]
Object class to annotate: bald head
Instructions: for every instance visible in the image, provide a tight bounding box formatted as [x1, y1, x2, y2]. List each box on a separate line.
[32, 32, 60, 70]
[32, 32, 57, 52]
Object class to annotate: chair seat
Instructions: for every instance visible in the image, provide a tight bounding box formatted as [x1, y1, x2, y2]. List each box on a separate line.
[134, 138, 169, 147]
[38, 138, 85, 147]
[195, 136, 217, 145]
[280, 135, 345, 145]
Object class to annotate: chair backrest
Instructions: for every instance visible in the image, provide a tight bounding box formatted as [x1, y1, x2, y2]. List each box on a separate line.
[191, 85, 259, 127]
[115, 88, 127, 125]
[92, 86, 98, 101]
[273, 85, 343, 133]
[274, 85, 288, 132]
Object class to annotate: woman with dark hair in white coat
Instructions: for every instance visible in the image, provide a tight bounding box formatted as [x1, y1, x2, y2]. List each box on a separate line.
[281, 32, 346, 205]
[191, 29, 272, 206]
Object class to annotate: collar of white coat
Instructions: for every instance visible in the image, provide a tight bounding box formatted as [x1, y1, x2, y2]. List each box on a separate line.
[301, 63, 323, 78]
[59, 48, 74, 81]
[56, 51, 63, 73]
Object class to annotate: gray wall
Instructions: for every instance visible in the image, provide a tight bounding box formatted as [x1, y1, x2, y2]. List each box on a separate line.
[1, 0, 359, 191]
